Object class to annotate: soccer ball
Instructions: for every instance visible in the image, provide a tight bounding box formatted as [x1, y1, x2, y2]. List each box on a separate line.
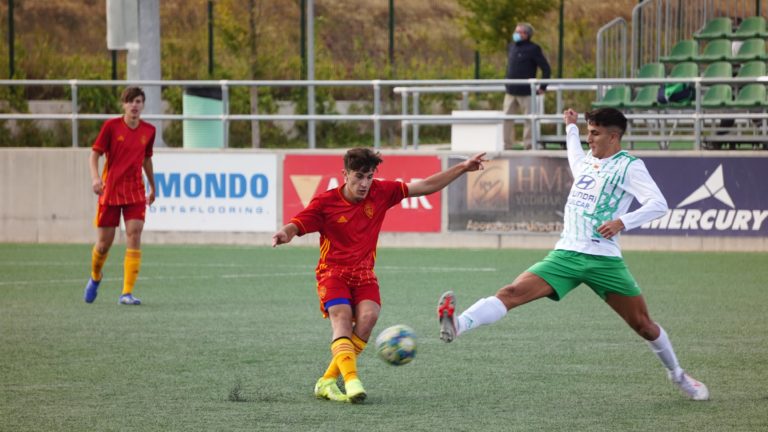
[375, 324, 417, 366]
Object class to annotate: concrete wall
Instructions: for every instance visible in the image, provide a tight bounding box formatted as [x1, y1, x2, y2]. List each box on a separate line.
[1, 148, 95, 243]
[1, 148, 766, 252]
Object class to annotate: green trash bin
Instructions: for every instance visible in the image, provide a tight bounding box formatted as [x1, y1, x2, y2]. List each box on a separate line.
[183, 87, 224, 149]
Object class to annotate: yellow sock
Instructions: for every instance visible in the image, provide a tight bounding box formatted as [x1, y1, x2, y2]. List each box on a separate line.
[329, 337, 359, 383]
[323, 334, 367, 380]
[122, 249, 142, 295]
[91, 247, 108, 281]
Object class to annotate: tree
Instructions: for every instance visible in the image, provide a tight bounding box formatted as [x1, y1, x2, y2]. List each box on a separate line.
[457, 0, 557, 53]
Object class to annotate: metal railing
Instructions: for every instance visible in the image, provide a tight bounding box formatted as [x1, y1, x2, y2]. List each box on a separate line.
[596, 18, 628, 80]
[1, 77, 767, 151]
[595, 0, 768, 79]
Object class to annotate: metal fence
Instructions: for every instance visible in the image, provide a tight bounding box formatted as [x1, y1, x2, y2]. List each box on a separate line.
[597, 0, 768, 79]
[0, 77, 766, 151]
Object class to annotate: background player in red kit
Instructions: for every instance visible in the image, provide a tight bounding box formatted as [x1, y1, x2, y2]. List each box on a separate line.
[83, 87, 156, 306]
[272, 148, 485, 403]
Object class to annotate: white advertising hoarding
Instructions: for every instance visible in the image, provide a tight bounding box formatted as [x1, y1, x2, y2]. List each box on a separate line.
[144, 153, 277, 232]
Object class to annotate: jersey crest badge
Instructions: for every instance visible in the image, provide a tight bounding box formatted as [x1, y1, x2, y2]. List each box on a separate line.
[364, 203, 374, 219]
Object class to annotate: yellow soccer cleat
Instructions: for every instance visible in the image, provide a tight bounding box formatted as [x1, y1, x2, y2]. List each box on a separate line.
[344, 378, 367, 404]
[314, 377, 347, 402]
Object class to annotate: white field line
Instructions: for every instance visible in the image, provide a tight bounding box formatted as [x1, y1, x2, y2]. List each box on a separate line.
[0, 265, 497, 287]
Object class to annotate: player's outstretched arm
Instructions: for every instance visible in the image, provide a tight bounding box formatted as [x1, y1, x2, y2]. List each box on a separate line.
[407, 152, 486, 197]
[272, 223, 300, 247]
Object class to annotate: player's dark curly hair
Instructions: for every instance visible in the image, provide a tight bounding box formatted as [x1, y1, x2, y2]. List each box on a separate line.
[344, 147, 383, 172]
[121, 86, 146, 104]
[585, 108, 627, 137]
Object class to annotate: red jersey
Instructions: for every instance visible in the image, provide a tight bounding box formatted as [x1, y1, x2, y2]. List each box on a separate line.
[291, 179, 409, 270]
[92, 117, 155, 205]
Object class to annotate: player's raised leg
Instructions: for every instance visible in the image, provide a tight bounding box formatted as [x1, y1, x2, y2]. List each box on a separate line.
[438, 291, 507, 342]
[438, 273, 554, 342]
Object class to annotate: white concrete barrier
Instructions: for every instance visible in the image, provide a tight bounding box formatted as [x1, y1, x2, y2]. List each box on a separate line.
[450, 110, 504, 153]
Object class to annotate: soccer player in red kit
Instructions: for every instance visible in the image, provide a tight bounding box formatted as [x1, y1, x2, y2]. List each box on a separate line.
[272, 148, 485, 403]
[84, 87, 156, 306]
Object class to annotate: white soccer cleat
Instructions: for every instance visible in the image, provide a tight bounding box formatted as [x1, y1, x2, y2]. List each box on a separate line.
[437, 291, 457, 343]
[668, 370, 709, 401]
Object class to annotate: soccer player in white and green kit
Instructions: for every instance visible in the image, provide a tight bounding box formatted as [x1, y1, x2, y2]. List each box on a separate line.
[437, 107, 709, 401]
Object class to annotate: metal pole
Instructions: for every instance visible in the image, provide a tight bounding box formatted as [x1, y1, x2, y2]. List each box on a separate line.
[400, 90, 408, 148]
[111, 50, 117, 80]
[412, 92, 419, 149]
[208, 0, 214, 76]
[693, 79, 701, 150]
[388, 0, 394, 75]
[300, 0, 306, 79]
[70, 80, 78, 148]
[558, 0, 564, 78]
[307, 0, 316, 149]
[373, 80, 381, 149]
[530, 82, 538, 149]
[8, 0, 14, 78]
[474, 50, 480, 79]
[221, 80, 229, 148]
[656, 0, 662, 66]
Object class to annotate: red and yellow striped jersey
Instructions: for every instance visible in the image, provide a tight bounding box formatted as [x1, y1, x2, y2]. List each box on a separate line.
[92, 117, 155, 205]
[291, 180, 408, 270]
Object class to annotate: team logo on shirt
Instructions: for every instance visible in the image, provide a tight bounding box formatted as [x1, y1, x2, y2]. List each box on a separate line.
[141, 135, 148, 145]
[364, 203, 374, 219]
[337, 215, 349, 223]
[117, 135, 125, 142]
[574, 175, 597, 190]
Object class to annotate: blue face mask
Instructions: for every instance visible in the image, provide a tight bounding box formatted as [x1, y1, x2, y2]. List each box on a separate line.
[512, 32, 522, 43]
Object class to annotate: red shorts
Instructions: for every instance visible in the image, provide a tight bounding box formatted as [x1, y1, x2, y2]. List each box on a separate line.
[315, 265, 381, 318]
[94, 202, 146, 227]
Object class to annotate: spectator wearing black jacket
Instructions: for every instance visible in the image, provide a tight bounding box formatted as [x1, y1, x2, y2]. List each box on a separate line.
[503, 23, 551, 150]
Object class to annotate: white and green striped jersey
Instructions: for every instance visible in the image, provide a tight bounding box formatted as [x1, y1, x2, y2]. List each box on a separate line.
[555, 123, 668, 257]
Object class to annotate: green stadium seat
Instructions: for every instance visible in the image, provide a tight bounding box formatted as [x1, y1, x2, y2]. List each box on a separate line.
[701, 84, 733, 108]
[694, 17, 732, 40]
[660, 39, 697, 63]
[699, 62, 733, 108]
[625, 85, 661, 109]
[726, 84, 766, 108]
[663, 62, 699, 108]
[669, 62, 699, 79]
[701, 61, 732, 79]
[731, 38, 767, 62]
[693, 39, 732, 63]
[623, 63, 665, 109]
[637, 62, 665, 78]
[731, 16, 766, 40]
[736, 60, 767, 78]
[592, 86, 631, 108]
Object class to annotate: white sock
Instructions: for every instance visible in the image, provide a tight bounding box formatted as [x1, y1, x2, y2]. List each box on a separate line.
[456, 296, 507, 335]
[647, 324, 684, 380]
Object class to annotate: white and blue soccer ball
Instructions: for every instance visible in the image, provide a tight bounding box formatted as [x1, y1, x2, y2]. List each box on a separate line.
[375, 324, 417, 366]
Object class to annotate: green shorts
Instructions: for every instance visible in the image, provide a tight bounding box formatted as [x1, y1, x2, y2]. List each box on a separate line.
[527, 250, 641, 301]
